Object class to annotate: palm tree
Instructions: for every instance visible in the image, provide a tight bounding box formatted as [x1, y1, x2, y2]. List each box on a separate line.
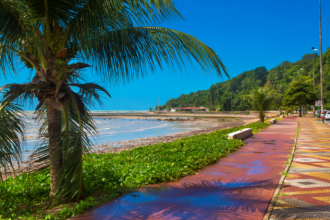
[0, 0, 228, 205]
[243, 88, 277, 123]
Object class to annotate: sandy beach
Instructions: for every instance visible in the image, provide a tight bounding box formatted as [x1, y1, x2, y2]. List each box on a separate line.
[92, 117, 259, 154]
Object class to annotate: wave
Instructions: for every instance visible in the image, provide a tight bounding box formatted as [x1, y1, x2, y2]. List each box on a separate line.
[97, 123, 169, 135]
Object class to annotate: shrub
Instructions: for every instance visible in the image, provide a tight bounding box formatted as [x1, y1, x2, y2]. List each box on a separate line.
[209, 106, 215, 111]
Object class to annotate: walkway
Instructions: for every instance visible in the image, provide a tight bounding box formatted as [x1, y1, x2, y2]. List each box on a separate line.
[74, 116, 298, 220]
[270, 116, 330, 219]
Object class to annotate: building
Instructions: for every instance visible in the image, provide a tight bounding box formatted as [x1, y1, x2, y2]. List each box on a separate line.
[181, 107, 200, 112]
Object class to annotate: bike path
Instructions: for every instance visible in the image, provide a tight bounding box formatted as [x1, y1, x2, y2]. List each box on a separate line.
[74, 116, 297, 220]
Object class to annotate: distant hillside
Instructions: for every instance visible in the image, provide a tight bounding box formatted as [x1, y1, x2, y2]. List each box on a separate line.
[158, 49, 330, 111]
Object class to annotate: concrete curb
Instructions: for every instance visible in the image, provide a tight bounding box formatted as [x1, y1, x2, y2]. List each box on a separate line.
[227, 128, 252, 140]
[262, 118, 299, 220]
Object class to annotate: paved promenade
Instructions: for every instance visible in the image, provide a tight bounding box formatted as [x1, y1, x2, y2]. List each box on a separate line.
[270, 116, 330, 219]
[74, 116, 297, 220]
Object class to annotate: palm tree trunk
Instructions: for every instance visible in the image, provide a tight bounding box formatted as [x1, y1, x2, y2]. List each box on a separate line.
[299, 106, 302, 117]
[260, 110, 264, 123]
[47, 105, 62, 195]
[259, 109, 265, 123]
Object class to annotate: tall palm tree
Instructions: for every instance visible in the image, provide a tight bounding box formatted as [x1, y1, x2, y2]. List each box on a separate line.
[243, 88, 277, 123]
[0, 0, 228, 205]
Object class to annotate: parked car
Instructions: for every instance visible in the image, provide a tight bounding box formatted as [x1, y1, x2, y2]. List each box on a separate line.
[315, 110, 329, 118]
[325, 111, 330, 120]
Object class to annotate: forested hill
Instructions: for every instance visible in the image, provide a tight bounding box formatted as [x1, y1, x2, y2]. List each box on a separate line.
[160, 48, 330, 111]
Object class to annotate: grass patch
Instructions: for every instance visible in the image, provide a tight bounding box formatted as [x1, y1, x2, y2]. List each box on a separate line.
[277, 192, 290, 199]
[0, 122, 269, 220]
[281, 171, 289, 177]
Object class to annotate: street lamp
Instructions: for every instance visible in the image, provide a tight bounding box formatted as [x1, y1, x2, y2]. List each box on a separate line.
[312, 48, 318, 92]
[319, 0, 324, 115]
[312, 47, 318, 116]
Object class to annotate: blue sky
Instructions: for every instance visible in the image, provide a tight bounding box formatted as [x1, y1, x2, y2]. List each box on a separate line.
[2, 0, 330, 110]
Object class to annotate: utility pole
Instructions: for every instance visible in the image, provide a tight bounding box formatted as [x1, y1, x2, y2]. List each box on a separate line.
[312, 47, 318, 116]
[319, 0, 324, 113]
[312, 47, 316, 92]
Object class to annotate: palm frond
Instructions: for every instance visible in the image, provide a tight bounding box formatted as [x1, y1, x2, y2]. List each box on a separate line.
[68, 0, 182, 38]
[0, 0, 28, 42]
[84, 26, 228, 84]
[0, 103, 25, 180]
[68, 83, 111, 107]
[0, 83, 40, 108]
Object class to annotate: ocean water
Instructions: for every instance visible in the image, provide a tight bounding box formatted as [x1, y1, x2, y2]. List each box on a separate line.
[22, 112, 218, 159]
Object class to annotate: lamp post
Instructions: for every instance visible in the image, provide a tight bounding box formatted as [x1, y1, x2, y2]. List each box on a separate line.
[319, 0, 324, 115]
[312, 47, 318, 116]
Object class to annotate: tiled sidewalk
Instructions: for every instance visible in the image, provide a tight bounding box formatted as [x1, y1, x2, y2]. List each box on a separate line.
[270, 116, 330, 219]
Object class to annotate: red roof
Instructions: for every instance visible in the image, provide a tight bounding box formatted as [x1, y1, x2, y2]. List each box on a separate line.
[181, 107, 199, 110]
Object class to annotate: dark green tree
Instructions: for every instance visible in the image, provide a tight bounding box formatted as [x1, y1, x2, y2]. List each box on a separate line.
[282, 76, 317, 117]
[209, 85, 216, 106]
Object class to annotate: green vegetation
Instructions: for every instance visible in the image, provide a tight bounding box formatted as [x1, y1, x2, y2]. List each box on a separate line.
[0, 122, 269, 219]
[281, 170, 289, 177]
[282, 76, 317, 117]
[163, 51, 330, 110]
[243, 88, 277, 122]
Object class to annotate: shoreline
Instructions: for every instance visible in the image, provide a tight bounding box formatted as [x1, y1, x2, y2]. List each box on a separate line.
[2, 116, 259, 179]
[91, 111, 259, 119]
[92, 118, 259, 154]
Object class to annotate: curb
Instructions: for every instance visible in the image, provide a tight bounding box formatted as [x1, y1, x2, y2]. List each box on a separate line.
[262, 118, 299, 220]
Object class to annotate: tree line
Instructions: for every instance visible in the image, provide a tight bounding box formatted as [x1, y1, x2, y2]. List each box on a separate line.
[162, 51, 330, 111]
